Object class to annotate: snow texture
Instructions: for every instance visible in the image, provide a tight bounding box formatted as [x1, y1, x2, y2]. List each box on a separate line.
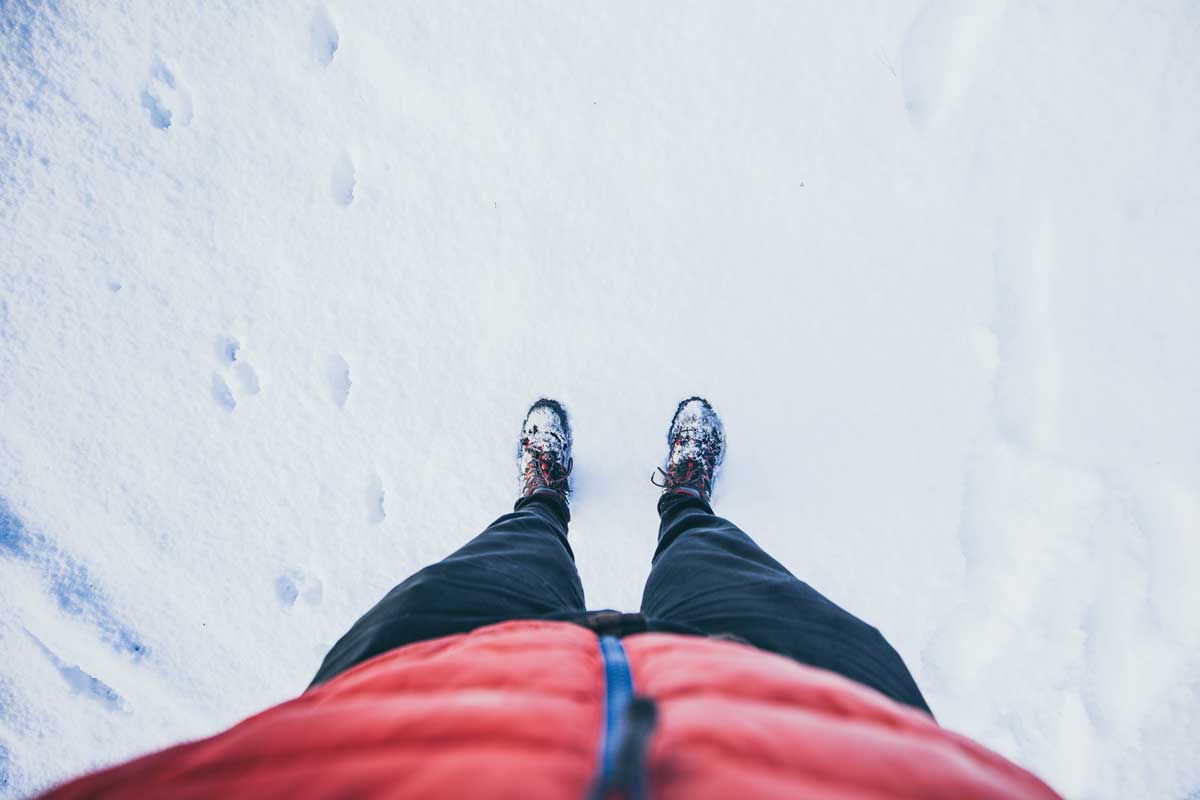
[2, 2, 1199, 798]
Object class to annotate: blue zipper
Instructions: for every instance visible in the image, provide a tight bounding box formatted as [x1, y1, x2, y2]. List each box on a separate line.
[597, 635, 635, 788]
[594, 635, 657, 799]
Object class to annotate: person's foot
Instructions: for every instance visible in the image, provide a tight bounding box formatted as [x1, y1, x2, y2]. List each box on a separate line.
[653, 396, 725, 504]
[518, 399, 573, 501]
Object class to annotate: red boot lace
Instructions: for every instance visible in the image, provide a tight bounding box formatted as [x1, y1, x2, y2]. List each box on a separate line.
[521, 440, 572, 497]
[650, 436, 715, 498]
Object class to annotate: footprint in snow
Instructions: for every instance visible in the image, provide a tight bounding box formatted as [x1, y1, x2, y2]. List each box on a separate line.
[275, 569, 324, 609]
[311, 6, 339, 67]
[212, 373, 236, 411]
[211, 335, 261, 412]
[140, 57, 192, 130]
[366, 474, 386, 525]
[327, 353, 351, 408]
[331, 153, 356, 207]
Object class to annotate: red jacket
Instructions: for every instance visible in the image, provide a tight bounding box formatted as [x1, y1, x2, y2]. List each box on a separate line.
[42, 620, 1059, 799]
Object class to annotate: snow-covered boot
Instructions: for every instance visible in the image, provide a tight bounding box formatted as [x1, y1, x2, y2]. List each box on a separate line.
[652, 396, 725, 505]
[518, 399, 573, 501]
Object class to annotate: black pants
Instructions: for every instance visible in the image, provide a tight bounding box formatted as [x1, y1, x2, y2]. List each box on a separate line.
[310, 492, 932, 715]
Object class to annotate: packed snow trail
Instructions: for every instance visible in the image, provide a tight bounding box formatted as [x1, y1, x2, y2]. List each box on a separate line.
[2, 2, 1198, 798]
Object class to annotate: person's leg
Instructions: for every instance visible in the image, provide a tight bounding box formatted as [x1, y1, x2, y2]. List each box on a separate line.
[310, 489, 583, 687]
[640, 491, 932, 715]
[311, 399, 579, 687]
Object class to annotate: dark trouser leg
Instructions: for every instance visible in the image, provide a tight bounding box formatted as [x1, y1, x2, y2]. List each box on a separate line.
[639, 493, 932, 715]
[310, 491, 584, 688]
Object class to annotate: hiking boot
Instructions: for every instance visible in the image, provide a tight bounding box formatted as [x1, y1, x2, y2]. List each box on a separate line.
[652, 396, 725, 504]
[518, 399, 573, 500]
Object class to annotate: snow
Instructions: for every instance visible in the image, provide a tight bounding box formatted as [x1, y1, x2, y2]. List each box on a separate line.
[1, 1, 1198, 797]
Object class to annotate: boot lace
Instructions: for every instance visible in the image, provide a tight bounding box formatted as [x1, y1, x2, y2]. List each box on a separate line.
[521, 436, 572, 497]
[650, 435, 716, 498]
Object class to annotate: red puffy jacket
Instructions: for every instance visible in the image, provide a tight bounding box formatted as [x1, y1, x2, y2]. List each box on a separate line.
[42, 620, 1059, 799]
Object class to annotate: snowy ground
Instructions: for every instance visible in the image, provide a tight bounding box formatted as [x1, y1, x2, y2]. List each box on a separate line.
[2, 1, 1198, 797]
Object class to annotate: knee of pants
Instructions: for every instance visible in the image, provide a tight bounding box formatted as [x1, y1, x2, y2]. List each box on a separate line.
[841, 618, 886, 648]
[383, 569, 453, 614]
[820, 613, 908, 668]
[858, 622, 906, 662]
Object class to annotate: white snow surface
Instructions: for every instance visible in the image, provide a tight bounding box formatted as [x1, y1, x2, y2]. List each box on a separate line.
[2, 1, 1198, 797]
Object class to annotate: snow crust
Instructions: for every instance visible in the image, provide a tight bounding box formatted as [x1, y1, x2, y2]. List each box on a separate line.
[2, 2, 1198, 797]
